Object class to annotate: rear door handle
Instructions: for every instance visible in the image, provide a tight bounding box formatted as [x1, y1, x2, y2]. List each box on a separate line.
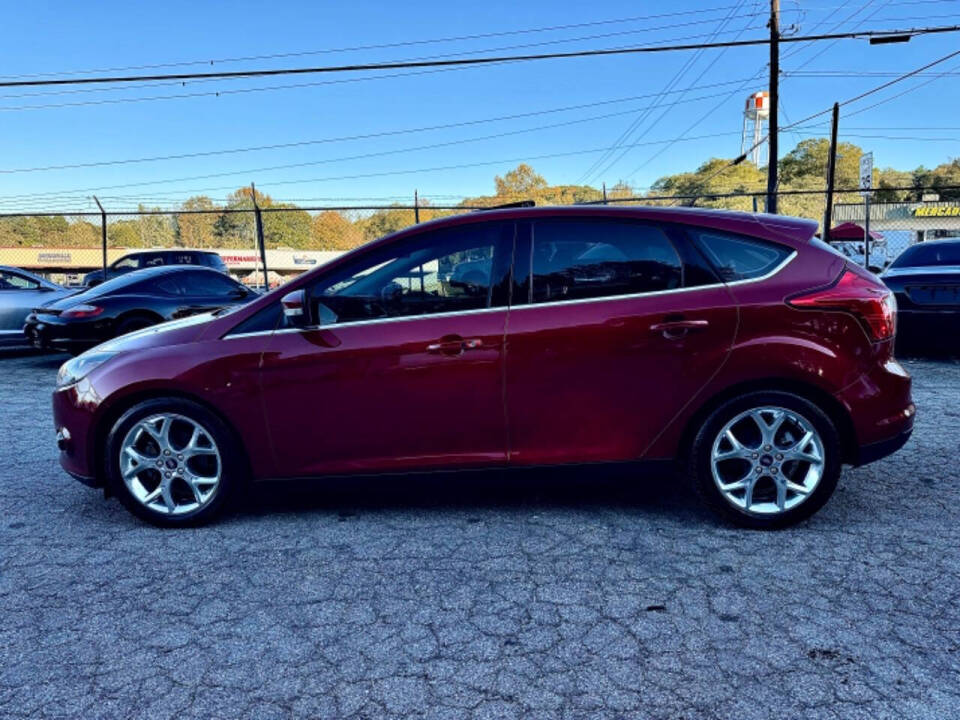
[427, 336, 483, 355]
[650, 319, 709, 338]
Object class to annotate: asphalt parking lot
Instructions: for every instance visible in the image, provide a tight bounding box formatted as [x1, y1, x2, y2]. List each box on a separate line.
[1, 350, 958, 719]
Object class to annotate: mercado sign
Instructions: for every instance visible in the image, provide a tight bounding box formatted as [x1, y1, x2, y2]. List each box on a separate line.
[913, 205, 960, 217]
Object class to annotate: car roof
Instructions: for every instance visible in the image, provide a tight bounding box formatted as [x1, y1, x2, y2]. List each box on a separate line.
[123, 249, 217, 256]
[376, 205, 819, 249]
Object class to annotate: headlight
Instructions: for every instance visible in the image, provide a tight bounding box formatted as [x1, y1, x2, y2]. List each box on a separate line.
[56, 351, 120, 389]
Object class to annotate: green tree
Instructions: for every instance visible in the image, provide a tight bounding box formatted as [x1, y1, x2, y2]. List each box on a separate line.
[356, 206, 417, 242]
[311, 210, 365, 250]
[494, 163, 548, 198]
[107, 219, 141, 247]
[779, 138, 863, 189]
[176, 196, 219, 248]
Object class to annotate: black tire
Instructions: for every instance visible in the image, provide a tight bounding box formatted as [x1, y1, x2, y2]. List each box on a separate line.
[104, 397, 243, 527]
[688, 391, 842, 529]
[114, 314, 158, 337]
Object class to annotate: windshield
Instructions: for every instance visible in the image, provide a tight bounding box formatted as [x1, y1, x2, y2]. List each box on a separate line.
[891, 242, 960, 268]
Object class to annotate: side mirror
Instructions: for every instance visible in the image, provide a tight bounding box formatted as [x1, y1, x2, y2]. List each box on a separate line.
[281, 289, 308, 327]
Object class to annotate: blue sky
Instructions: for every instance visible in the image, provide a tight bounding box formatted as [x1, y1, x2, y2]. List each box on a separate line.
[1, 0, 958, 212]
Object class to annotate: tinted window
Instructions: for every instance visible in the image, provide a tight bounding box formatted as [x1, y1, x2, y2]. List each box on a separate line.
[693, 230, 792, 281]
[113, 256, 140, 270]
[176, 271, 243, 297]
[143, 254, 165, 267]
[227, 303, 282, 336]
[169, 252, 198, 265]
[0, 271, 40, 290]
[891, 242, 960, 268]
[153, 277, 182, 295]
[529, 219, 682, 304]
[203, 253, 227, 269]
[309, 223, 508, 325]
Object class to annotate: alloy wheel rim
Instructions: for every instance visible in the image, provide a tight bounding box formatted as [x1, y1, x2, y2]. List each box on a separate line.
[710, 406, 825, 516]
[119, 413, 221, 515]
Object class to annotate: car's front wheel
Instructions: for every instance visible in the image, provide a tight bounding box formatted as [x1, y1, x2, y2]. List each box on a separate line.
[689, 391, 842, 529]
[104, 398, 242, 527]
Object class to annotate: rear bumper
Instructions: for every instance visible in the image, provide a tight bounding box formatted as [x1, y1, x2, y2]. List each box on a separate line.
[836, 357, 915, 466]
[855, 426, 913, 466]
[26, 317, 109, 351]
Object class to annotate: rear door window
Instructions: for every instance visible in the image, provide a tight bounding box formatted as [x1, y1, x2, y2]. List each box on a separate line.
[528, 219, 683, 304]
[692, 230, 792, 281]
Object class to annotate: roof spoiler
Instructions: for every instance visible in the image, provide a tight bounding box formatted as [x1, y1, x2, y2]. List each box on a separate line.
[475, 200, 535, 211]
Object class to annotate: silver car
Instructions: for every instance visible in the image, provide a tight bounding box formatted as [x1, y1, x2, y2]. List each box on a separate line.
[0, 266, 74, 348]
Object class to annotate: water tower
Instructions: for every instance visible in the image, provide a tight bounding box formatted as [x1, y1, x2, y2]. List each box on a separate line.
[741, 91, 770, 167]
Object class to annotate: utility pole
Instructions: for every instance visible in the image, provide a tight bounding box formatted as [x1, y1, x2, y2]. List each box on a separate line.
[822, 102, 840, 240]
[414, 190, 420, 223]
[766, 0, 780, 214]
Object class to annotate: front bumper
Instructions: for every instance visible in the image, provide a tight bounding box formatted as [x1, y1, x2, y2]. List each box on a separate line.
[52, 382, 101, 486]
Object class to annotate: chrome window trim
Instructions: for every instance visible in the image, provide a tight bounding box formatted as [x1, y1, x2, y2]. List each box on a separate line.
[222, 250, 796, 340]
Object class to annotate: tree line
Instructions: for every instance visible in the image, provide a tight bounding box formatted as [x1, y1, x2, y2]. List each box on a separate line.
[2, 140, 957, 251]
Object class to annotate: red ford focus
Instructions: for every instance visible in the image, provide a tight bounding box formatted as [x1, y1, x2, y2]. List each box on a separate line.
[52, 206, 914, 528]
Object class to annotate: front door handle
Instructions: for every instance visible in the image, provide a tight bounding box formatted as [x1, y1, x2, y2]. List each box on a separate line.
[650, 319, 709, 338]
[427, 335, 483, 355]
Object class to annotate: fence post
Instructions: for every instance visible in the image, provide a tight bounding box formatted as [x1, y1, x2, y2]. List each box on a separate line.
[93, 196, 107, 277]
[250, 183, 269, 290]
[864, 193, 871, 270]
[822, 102, 840, 241]
[414, 190, 420, 224]
[602, 182, 608, 205]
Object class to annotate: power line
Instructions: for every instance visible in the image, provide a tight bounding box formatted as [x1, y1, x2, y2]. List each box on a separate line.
[0, 24, 773, 112]
[0, 99, 744, 200]
[0, 6, 771, 80]
[687, 47, 960, 191]
[579, 0, 751, 185]
[2, 25, 958, 89]
[0, 77, 761, 174]
[0, 133, 746, 208]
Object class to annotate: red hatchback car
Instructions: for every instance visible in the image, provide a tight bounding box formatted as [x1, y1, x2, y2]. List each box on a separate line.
[52, 206, 915, 528]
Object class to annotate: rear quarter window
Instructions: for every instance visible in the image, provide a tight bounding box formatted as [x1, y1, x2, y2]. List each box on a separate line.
[692, 230, 792, 282]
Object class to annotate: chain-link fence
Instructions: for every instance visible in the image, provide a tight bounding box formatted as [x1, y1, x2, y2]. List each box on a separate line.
[2, 187, 958, 288]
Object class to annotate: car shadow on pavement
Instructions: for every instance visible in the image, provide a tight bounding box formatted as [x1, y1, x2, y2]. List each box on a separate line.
[0, 348, 68, 367]
[240, 463, 708, 525]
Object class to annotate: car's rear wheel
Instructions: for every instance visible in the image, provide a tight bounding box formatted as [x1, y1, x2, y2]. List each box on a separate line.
[689, 391, 842, 529]
[104, 398, 242, 527]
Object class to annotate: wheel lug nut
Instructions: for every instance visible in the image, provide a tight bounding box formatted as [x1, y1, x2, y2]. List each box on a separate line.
[164, 471, 172, 478]
[763, 445, 771, 451]
[776, 454, 783, 460]
[156, 460, 163, 467]
[770, 467, 778, 474]
[752, 453, 759, 459]
[756, 467, 763, 473]
[164, 450, 171, 455]
[177, 454, 183, 460]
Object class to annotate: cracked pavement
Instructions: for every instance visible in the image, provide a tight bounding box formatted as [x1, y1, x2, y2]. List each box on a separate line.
[1, 350, 958, 719]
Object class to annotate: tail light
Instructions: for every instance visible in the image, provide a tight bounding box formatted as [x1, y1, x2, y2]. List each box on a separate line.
[788, 268, 896, 342]
[61, 304, 104, 319]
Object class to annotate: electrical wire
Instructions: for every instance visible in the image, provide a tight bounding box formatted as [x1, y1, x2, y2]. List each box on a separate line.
[1, 25, 958, 89]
